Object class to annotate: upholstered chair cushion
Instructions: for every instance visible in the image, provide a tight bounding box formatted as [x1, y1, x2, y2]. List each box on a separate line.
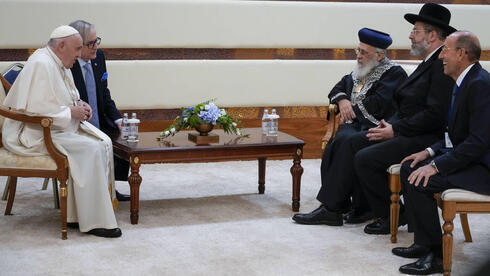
[0, 148, 56, 170]
[442, 189, 490, 202]
[387, 164, 401, 174]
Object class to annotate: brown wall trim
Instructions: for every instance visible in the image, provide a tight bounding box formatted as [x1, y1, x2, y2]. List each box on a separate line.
[121, 106, 328, 121]
[1, 48, 489, 61]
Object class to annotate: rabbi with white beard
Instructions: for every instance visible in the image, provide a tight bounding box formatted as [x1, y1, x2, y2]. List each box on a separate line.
[293, 28, 407, 226]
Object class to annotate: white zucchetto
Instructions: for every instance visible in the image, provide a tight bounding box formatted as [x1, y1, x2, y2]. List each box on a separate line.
[49, 25, 79, 39]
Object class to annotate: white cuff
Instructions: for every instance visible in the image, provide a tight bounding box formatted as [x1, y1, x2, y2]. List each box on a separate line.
[426, 147, 435, 157]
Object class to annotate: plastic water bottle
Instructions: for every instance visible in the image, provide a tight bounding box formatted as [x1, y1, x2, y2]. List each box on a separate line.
[268, 109, 279, 136]
[121, 113, 129, 140]
[127, 113, 140, 142]
[262, 109, 269, 135]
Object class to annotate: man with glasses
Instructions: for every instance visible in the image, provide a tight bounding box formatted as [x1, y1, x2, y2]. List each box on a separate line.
[354, 3, 456, 235]
[69, 20, 130, 202]
[293, 28, 407, 226]
[396, 30, 489, 275]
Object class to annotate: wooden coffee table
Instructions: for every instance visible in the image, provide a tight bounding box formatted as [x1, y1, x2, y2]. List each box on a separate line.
[113, 128, 305, 224]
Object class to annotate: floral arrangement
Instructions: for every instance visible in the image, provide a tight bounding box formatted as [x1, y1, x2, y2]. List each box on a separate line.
[159, 100, 244, 138]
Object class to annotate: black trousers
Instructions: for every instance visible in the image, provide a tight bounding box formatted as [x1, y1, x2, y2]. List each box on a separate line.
[114, 156, 130, 181]
[354, 133, 439, 218]
[317, 123, 372, 212]
[400, 160, 457, 251]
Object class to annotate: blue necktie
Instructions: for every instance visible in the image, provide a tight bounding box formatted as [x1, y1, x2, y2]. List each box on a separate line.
[83, 63, 100, 128]
[447, 84, 459, 125]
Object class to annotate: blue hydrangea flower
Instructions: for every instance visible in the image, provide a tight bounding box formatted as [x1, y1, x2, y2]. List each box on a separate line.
[198, 103, 221, 124]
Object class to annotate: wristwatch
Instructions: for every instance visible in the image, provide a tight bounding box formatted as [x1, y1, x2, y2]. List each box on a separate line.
[429, 160, 439, 173]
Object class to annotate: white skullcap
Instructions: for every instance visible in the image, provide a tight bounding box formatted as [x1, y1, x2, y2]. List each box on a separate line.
[49, 25, 79, 39]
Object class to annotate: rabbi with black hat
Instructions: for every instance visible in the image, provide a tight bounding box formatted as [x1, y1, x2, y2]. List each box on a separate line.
[292, 28, 407, 226]
[354, 2, 456, 239]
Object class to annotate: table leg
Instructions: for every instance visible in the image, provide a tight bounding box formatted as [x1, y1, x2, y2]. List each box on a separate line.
[129, 155, 142, 224]
[258, 157, 266, 194]
[290, 146, 303, 212]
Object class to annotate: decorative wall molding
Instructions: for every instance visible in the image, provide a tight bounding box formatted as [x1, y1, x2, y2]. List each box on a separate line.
[1, 48, 488, 61]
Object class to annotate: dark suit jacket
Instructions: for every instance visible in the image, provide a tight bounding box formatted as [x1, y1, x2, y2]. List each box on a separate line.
[390, 47, 454, 138]
[71, 49, 122, 138]
[329, 65, 407, 129]
[431, 63, 490, 195]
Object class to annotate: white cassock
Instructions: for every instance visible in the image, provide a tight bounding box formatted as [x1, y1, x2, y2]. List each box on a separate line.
[2, 47, 118, 232]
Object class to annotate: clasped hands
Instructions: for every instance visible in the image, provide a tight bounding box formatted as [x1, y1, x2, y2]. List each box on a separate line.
[70, 100, 92, 121]
[366, 119, 394, 141]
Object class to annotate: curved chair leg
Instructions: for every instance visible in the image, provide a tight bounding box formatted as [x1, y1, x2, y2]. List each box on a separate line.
[459, 213, 472, 242]
[442, 201, 456, 276]
[42, 178, 49, 190]
[389, 172, 401, 243]
[52, 178, 60, 209]
[2, 176, 11, 200]
[4, 177, 18, 215]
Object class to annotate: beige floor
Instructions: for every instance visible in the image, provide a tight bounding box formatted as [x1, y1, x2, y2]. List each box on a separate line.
[0, 159, 488, 275]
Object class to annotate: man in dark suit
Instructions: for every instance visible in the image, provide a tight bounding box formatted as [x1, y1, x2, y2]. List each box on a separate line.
[292, 28, 407, 226]
[353, 3, 456, 234]
[394, 31, 489, 275]
[69, 20, 130, 201]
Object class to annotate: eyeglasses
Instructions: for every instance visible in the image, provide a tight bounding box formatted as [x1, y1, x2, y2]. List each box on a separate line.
[355, 48, 372, 56]
[84, 37, 101, 48]
[410, 29, 427, 36]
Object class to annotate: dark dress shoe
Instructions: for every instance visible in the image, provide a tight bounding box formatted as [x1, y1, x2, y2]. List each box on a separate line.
[399, 251, 443, 275]
[67, 222, 79, 229]
[364, 215, 407, 235]
[292, 205, 343, 226]
[343, 209, 373, 224]
[392, 243, 430, 258]
[87, 228, 122, 238]
[116, 190, 130, 202]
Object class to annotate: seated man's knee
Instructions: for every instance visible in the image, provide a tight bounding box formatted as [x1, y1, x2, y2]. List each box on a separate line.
[354, 148, 370, 170]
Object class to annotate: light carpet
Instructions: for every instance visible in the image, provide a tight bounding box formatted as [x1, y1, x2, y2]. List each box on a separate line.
[0, 159, 488, 275]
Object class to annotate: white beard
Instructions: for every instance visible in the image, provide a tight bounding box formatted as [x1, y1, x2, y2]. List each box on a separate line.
[353, 58, 380, 79]
[410, 38, 431, 58]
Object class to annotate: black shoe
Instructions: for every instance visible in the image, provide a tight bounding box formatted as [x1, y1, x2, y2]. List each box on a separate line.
[116, 190, 130, 202]
[392, 243, 431, 259]
[87, 228, 122, 238]
[343, 209, 373, 224]
[399, 252, 443, 275]
[292, 205, 343, 226]
[67, 222, 79, 229]
[363, 215, 407, 235]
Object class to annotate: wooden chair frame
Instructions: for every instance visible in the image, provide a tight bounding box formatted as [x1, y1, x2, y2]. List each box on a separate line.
[1, 74, 59, 207]
[441, 199, 490, 275]
[0, 105, 70, 239]
[321, 104, 339, 149]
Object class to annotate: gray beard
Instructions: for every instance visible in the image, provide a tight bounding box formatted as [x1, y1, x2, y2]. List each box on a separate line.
[410, 38, 431, 58]
[353, 58, 380, 79]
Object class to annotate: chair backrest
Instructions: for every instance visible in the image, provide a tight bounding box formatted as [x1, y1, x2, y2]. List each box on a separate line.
[2, 63, 23, 94]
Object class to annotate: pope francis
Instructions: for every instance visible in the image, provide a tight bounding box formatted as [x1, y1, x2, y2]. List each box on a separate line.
[2, 26, 121, 238]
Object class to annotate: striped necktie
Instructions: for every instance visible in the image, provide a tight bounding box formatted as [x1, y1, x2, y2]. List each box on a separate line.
[83, 62, 100, 128]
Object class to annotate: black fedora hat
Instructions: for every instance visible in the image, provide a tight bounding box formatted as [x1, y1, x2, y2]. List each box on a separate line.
[404, 3, 457, 36]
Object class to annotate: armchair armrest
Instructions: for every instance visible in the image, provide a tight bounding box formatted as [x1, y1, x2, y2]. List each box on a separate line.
[321, 104, 339, 150]
[0, 74, 11, 92]
[0, 105, 68, 173]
